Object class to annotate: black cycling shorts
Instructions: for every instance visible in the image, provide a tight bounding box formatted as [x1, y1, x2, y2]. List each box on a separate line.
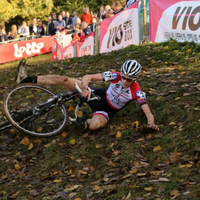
[87, 88, 118, 121]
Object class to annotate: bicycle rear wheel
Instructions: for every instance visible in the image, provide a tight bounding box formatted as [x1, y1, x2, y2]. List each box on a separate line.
[4, 85, 68, 137]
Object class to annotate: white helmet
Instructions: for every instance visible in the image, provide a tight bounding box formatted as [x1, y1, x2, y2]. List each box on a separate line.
[121, 60, 141, 78]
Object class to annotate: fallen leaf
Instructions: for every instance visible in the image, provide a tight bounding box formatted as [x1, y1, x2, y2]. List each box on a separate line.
[113, 150, 120, 156]
[64, 185, 82, 192]
[132, 121, 139, 131]
[10, 192, 19, 199]
[20, 137, 30, 146]
[153, 146, 162, 152]
[76, 159, 82, 163]
[62, 131, 67, 137]
[130, 169, 138, 174]
[1, 175, 8, 179]
[159, 178, 170, 182]
[136, 138, 144, 142]
[93, 185, 100, 191]
[37, 127, 43, 133]
[53, 179, 62, 183]
[68, 192, 77, 198]
[95, 144, 102, 149]
[28, 143, 33, 150]
[77, 111, 83, 118]
[183, 93, 190, 96]
[137, 173, 147, 177]
[120, 123, 125, 128]
[15, 164, 21, 171]
[68, 105, 75, 112]
[169, 121, 176, 125]
[124, 192, 131, 199]
[147, 134, 152, 139]
[1, 190, 6, 195]
[103, 177, 109, 182]
[170, 190, 180, 196]
[109, 143, 115, 148]
[116, 131, 122, 138]
[78, 170, 87, 175]
[149, 171, 163, 176]
[10, 129, 17, 135]
[122, 174, 132, 179]
[144, 187, 153, 191]
[179, 164, 193, 168]
[69, 139, 76, 145]
[186, 49, 192, 53]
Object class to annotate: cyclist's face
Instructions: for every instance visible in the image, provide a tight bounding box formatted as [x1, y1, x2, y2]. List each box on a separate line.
[121, 75, 135, 88]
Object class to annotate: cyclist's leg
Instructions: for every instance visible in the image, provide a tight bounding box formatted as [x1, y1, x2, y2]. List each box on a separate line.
[86, 114, 108, 131]
[37, 75, 82, 90]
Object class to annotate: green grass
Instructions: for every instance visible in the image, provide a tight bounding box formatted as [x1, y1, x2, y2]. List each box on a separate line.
[0, 40, 200, 199]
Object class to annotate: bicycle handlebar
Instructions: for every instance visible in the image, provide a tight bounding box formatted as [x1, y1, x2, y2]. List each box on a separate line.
[74, 83, 101, 101]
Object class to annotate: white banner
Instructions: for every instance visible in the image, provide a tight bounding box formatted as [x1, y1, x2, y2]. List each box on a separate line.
[58, 33, 72, 48]
[63, 44, 74, 59]
[77, 33, 94, 57]
[100, 2, 139, 53]
[150, 0, 200, 43]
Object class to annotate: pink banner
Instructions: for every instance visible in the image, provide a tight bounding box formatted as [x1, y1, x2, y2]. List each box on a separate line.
[0, 36, 55, 64]
[76, 33, 95, 57]
[63, 43, 74, 59]
[149, 0, 200, 43]
[99, 2, 139, 53]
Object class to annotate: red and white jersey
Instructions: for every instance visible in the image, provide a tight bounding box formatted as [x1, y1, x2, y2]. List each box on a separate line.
[102, 71, 146, 110]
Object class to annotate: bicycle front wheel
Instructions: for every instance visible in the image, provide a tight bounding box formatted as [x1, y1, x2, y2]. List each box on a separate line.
[4, 85, 68, 137]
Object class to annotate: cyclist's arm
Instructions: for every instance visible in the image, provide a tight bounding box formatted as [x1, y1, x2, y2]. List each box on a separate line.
[81, 73, 103, 89]
[80, 73, 103, 101]
[141, 104, 159, 131]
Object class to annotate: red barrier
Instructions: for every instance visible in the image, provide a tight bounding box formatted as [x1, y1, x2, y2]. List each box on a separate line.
[0, 36, 55, 64]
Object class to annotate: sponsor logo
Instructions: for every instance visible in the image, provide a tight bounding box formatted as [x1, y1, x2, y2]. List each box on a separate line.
[125, 90, 129, 94]
[107, 20, 133, 48]
[104, 71, 118, 81]
[154, 2, 200, 43]
[135, 90, 146, 99]
[112, 73, 118, 80]
[173, 6, 200, 31]
[115, 83, 120, 88]
[14, 42, 44, 58]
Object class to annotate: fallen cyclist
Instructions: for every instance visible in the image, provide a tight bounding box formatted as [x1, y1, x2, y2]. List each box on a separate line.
[16, 59, 159, 131]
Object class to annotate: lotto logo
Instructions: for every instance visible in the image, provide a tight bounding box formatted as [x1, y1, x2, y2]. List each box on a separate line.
[14, 42, 44, 58]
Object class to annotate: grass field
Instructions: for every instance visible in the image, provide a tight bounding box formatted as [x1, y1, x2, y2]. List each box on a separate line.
[0, 40, 200, 200]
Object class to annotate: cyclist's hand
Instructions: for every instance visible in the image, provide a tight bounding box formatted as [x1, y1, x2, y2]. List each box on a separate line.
[146, 123, 159, 131]
[81, 88, 91, 101]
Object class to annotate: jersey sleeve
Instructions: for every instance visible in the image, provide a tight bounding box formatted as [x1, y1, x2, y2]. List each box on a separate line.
[135, 90, 147, 105]
[131, 82, 147, 105]
[102, 71, 120, 82]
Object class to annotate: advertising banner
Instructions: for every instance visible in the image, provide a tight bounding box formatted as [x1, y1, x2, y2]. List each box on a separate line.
[63, 43, 74, 59]
[149, 0, 200, 43]
[99, 2, 139, 54]
[76, 32, 95, 57]
[0, 36, 54, 64]
[58, 32, 72, 48]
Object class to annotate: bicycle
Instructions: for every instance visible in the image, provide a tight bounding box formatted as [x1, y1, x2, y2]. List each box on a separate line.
[1, 83, 100, 137]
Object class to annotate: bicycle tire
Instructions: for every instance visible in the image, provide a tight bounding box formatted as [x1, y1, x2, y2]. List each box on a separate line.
[3, 85, 68, 137]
